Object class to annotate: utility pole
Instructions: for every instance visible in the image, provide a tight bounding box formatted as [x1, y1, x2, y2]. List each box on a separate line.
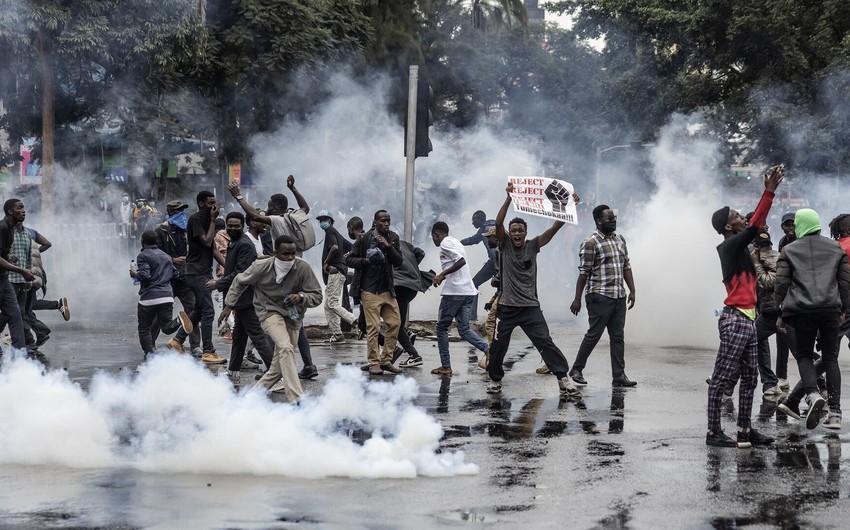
[403, 65, 419, 242]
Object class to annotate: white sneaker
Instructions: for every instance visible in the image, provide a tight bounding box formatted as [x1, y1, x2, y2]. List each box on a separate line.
[559, 375, 582, 398]
[778, 378, 790, 390]
[805, 392, 826, 429]
[226, 370, 241, 383]
[191, 347, 203, 358]
[486, 380, 502, 394]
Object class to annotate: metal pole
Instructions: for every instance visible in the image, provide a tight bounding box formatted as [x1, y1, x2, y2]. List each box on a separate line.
[594, 146, 601, 206]
[403, 65, 419, 242]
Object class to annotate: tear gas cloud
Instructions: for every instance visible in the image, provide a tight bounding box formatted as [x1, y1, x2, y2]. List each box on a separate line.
[247, 70, 850, 349]
[0, 354, 477, 478]
[22, 65, 850, 351]
[249, 72, 582, 318]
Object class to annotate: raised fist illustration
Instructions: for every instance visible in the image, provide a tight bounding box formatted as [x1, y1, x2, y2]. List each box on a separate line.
[544, 180, 571, 214]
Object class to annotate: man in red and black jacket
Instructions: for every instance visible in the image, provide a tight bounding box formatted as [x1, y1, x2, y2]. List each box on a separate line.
[706, 165, 784, 448]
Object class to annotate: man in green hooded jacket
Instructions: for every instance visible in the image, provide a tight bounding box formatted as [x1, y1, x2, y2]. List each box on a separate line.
[775, 208, 850, 430]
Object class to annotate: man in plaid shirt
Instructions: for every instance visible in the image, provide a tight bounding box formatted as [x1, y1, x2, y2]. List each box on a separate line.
[569, 204, 637, 387]
[0, 199, 37, 352]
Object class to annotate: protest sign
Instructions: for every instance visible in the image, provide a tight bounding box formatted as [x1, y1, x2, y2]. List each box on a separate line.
[507, 176, 578, 225]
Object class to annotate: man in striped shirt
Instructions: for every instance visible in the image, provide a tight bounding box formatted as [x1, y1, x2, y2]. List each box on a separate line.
[569, 204, 636, 387]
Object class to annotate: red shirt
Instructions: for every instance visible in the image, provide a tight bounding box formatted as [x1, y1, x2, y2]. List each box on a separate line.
[839, 237, 850, 260]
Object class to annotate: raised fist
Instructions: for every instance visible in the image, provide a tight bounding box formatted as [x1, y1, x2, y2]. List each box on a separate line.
[545, 180, 571, 214]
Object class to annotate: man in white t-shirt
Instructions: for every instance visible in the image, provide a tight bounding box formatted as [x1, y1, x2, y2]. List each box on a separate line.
[430, 221, 490, 376]
[245, 212, 268, 257]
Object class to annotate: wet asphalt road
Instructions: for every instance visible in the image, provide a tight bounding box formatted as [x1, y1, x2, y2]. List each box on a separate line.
[2, 315, 850, 529]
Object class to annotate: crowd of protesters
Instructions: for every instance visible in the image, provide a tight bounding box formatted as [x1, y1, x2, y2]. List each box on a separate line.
[5, 166, 847, 445]
[707, 165, 850, 448]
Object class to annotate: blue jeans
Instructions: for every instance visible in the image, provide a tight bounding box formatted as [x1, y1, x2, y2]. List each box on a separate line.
[436, 295, 489, 367]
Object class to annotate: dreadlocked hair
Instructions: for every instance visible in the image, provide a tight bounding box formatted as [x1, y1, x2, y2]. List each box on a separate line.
[829, 213, 850, 240]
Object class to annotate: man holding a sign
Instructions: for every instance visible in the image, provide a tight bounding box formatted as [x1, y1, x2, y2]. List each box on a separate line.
[485, 181, 582, 399]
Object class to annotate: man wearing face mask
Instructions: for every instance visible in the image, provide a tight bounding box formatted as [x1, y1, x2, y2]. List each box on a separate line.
[225, 235, 323, 403]
[208, 212, 274, 383]
[156, 200, 201, 355]
[569, 204, 637, 388]
[228, 177, 318, 380]
[316, 210, 356, 341]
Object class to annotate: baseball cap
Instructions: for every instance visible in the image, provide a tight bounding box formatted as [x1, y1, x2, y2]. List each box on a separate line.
[316, 209, 334, 221]
[166, 200, 189, 210]
[781, 212, 795, 224]
[482, 225, 497, 237]
[755, 230, 772, 246]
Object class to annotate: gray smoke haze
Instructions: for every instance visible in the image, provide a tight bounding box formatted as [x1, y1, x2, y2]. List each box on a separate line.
[18, 57, 850, 351]
[248, 72, 560, 318]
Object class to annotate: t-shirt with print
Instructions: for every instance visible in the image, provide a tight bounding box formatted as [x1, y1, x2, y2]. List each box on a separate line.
[186, 209, 213, 276]
[439, 235, 478, 296]
[498, 236, 541, 307]
[269, 210, 309, 257]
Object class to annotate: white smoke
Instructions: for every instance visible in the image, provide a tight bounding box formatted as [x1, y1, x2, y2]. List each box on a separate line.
[0, 353, 478, 478]
[624, 114, 730, 348]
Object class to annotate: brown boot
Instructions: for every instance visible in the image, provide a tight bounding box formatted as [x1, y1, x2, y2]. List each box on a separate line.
[368, 364, 383, 375]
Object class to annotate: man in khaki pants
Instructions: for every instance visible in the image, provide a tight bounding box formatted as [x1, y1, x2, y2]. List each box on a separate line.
[345, 210, 404, 375]
[224, 234, 323, 403]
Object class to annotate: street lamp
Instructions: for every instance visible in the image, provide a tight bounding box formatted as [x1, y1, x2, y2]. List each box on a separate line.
[594, 142, 650, 203]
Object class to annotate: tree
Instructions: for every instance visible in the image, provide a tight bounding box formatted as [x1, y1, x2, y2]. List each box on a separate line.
[549, 0, 850, 170]
[196, 0, 372, 176]
[0, 0, 202, 214]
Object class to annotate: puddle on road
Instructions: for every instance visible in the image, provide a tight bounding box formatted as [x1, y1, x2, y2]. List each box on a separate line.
[709, 489, 840, 530]
[707, 435, 847, 528]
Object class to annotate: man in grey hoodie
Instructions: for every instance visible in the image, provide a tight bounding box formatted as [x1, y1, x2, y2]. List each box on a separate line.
[224, 235, 323, 403]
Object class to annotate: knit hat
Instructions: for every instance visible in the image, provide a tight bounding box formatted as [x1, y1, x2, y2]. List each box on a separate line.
[711, 206, 730, 234]
[795, 208, 821, 238]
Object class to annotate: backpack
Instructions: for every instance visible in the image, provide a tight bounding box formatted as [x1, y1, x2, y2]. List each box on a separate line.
[283, 209, 317, 252]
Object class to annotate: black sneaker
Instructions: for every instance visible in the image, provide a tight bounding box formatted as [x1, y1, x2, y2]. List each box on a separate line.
[777, 397, 803, 420]
[245, 350, 263, 368]
[746, 428, 774, 446]
[399, 355, 423, 368]
[735, 431, 752, 449]
[35, 334, 50, 348]
[706, 430, 737, 448]
[391, 345, 405, 364]
[298, 364, 318, 380]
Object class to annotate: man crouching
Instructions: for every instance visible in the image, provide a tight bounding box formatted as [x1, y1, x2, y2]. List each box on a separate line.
[225, 235, 322, 403]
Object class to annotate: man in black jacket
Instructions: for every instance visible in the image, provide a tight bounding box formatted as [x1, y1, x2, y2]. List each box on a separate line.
[155, 200, 200, 354]
[209, 212, 273, 382]
[316, 209, 356, 341]
[776, 208, 850, 430]
[345, 210, 404, 375]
